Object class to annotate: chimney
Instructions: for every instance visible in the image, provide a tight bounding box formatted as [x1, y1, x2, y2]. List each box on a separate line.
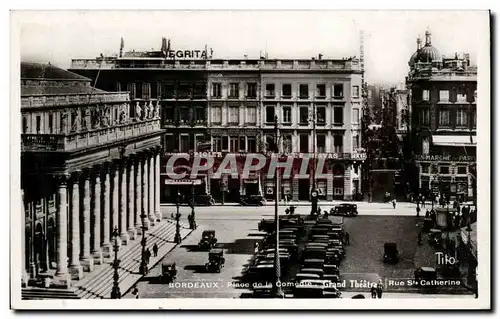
[417, 37, 422, 50]
[318, 53, 323, 60]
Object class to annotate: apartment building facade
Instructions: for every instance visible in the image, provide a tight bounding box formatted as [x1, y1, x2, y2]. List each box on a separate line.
[70, 44, 366, 202]
[407, 30, 477, 201]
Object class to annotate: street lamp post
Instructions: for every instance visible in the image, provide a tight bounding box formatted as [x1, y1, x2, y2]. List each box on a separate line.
[110, 226, 121, 299]
[139, 211, 148, 275]
[174, 192, 182, 244]
[189, 181, 197, 230]
[272, 115, 283, 298]
[310, 105, 317, 215]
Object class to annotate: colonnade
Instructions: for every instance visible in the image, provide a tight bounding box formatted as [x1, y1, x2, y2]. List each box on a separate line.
[51, 147, 162, 286]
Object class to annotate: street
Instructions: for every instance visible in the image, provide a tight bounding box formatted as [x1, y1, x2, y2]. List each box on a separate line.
[128, 202, 472, 298]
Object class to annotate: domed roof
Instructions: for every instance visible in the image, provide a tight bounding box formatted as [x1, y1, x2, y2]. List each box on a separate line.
[417, 44, 441, 62]
[415, 30, 441, 63]
[408, 51, 419, 66]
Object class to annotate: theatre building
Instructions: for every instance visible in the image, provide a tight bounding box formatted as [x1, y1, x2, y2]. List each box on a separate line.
[20, 63, 163, 287]
[70, 40, 367, 203]
[407, 30, 477, 201]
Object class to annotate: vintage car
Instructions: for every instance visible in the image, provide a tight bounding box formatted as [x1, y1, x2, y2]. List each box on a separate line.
[302, 258, 325, 269]
[332, 203, 359, 217]
[414, 266, 437, 287]
[302, 248, 327, 262]
[300, 268, 324, 279]
[246, 264, 275, 283]
[258, 219, 275, 233]
[252, 282, 274, 298]
[198, 230, 218, 250]
[295, 272, 321, 283]
[316, 218, 333, 225]
[205, 249, 225, 273]
[160, 262, 177, 283]
[383, 242, 399, 264]
[240, 194, 266, 206]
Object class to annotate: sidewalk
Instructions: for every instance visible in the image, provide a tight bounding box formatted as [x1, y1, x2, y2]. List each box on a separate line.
[22, 219, 196, 300]
[161, 200, 419, 208]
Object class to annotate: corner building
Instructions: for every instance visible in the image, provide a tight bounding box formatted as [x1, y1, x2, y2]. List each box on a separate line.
[406, 31, 477, 201]
[70, 46, 366, 203]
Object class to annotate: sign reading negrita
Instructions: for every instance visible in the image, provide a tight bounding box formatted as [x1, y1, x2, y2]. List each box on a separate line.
[165, 49, 208, 59]
[164, 153, 363, 180]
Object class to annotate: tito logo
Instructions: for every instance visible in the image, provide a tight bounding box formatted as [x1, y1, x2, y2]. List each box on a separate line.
[435, 252, 458, 265]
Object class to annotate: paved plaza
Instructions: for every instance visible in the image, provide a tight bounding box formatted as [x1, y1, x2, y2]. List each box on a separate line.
[126, 202, 472, 298]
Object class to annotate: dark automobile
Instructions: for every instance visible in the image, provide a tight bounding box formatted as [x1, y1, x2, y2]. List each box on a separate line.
[383, 242, 399, 264]
[205, 249, 225, 273]
[258, 219, 275, 233]
[198, 230, 217, 250]
[240, 194, 266, 206]
[332, 204, 358, 217]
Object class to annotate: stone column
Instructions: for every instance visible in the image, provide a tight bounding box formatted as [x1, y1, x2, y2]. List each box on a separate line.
[111, 163, 121, 250]
[141, 156, 150, 230]
[135, 157, 144, 233]
[120, 159, 130, 245]
[148, 154, 156, 225]
[91, 169, 103, 265]
[80, 172, 94, 272]
[154, 150, 162, 221]
[21, 189, 29, 287]
[127, 158, 137, 239]
[69, 172, 83, 280]
[101, 164, 112, 258]
[52, 174, 71, 287]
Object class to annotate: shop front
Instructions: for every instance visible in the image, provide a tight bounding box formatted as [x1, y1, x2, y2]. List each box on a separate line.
[161, 176, 208, 204]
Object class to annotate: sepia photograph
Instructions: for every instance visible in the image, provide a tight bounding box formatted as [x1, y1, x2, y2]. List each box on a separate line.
[9, 9, 491, 310]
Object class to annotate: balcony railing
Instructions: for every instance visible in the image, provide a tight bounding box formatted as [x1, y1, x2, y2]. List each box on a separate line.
[70, 58, 362, 72]
[22, 119, 161, 152]
[21, 92, 130, 108]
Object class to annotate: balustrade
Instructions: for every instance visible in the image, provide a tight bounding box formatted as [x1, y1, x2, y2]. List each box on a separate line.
[22, 119, 161, 152]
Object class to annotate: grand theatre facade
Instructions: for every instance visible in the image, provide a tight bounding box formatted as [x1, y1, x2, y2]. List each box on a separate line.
[20, 63, 164, 287]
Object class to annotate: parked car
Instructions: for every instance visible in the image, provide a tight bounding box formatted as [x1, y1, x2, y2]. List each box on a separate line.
[332, 204, 359, 217]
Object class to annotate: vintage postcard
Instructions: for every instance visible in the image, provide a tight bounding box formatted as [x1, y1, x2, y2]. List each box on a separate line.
[10, 10, 491, 310]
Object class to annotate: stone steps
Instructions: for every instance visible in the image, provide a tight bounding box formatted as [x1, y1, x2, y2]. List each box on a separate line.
[76, 220, 188, 299]
[22, 219, 193, 300]
[21, 288, 80, 300]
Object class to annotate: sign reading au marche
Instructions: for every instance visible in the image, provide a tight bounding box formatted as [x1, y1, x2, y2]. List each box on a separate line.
[416, 154, 476, 162]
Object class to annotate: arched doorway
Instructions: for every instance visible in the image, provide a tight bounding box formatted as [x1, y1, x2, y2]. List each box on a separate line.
[47, 218, 56, 269]
[34, 222, 46, 273]
[332, 164, 345, 200]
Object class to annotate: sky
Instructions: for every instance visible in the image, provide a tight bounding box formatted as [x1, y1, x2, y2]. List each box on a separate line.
[13, 10, 489, 85]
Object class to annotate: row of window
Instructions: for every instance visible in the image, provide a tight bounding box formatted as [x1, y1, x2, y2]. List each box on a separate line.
[264, 105, 358, 125]
[420, 89, 477, 103]
[163, 106, 206, 124]
[163, 134, 358, 154]
[123, 82, 360, 100]
[421, 163, 469, 175]
[418, 108, 477, 127]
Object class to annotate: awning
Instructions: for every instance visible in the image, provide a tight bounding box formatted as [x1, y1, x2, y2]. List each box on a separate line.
[432, 135, 476, 147]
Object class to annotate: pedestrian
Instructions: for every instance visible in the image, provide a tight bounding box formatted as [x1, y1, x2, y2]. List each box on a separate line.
[344, 232, 350, 245]
[254, 242, 259, 254]
[376, 280, 383, 299]
[416, 205, 421, 217]
[370, 285, 377, 298]
[392, 198, 396, 209]
[425, 209, 430, 218]
[421, 195, 426, 208]
[153, 243, 158, 257]
[417, 231, 422, 245]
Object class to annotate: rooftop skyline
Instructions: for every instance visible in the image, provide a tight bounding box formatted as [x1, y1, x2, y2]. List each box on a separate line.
[15, 10, 488, 85]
